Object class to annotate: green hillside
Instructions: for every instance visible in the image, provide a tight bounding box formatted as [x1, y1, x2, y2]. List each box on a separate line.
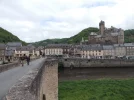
[68, 27, 99, 44]
[33, 27, 134, 46]
[0, 27, 26, 45]
[33, 27, 99, 46]
[124, 29, 134, 43]
[33, 38, 69, 47]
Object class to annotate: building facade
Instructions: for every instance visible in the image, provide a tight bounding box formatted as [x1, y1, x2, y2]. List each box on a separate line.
[81, 45, 103, 59]
[124, 43, 134, 58]
[103, 45, 114, 59]
[114, 44, 126, 58]
[0, 43, 6, 62]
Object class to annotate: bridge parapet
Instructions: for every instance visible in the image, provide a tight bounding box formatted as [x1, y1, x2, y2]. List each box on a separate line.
[62, 58, 134, 68]
[0, 62, 19, 73]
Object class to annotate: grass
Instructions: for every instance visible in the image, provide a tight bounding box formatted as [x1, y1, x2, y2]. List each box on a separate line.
[59, 79, 134, 100]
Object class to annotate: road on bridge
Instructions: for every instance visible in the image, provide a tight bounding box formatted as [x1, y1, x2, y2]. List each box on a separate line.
[0, 58, 45, 100]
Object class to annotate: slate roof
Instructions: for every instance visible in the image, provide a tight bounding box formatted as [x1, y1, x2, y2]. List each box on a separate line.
[7, 47, 16, 51]
[103, 45, 114, 50]
[124, 43, 134, 47]
[16, 46, 35, 51]
[0, 43, 6, 50]
[46, 44, 71, 48]
[113, 44, 124, 47]
[7, 42, 22, 47]
[82, 45, 103, 51]
[5, 50, 14, 56]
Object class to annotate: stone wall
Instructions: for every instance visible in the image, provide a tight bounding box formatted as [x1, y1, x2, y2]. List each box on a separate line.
[59, 58, 134, 81]
[0, 62, 19, 73]
[0, 57, 40, 73]
[62, 58, 134, 68]
[3, 59, 58, 100]
[40, 59, 58, 100]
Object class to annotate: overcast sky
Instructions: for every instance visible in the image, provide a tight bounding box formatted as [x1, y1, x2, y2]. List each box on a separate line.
[0, 0, 134, 42]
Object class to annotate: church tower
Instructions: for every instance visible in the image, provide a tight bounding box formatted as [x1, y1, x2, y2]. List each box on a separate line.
[99, 20, 105, 35]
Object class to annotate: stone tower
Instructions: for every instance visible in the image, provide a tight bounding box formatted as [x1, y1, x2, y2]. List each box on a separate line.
[99, 20, 105, 35]
[118, 29, 124, 44]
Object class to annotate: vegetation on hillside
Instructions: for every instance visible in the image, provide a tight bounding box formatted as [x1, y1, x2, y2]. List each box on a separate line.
[33, 27, 134, 46]
[33, 38, 69, 47]
[68, 27, 99, 44]
[59, 79, 134, 100]
[124, 29, 134, 43]
[0, 27, 26, 45]
[33, 27, 99, 46]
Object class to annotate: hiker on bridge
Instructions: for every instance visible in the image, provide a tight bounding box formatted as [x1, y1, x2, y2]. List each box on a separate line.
[19, 54, 26, 66]
[26, 55, 30, 65]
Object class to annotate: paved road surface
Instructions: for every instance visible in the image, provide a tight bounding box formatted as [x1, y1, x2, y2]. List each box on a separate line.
[0, 58, 44, 100]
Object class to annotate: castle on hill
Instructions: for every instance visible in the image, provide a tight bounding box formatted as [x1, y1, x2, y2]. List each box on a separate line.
[87, 20, 124, 44]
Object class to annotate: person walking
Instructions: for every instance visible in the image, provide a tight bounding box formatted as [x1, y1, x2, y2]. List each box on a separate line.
[26, 55, 30, 65]
[20, 54, 26, 67]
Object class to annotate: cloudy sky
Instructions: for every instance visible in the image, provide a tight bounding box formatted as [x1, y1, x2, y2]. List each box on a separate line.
[0, 0, 134, 42]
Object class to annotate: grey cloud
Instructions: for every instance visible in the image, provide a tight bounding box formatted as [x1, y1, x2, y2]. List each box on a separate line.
[0, 0, 134, 42]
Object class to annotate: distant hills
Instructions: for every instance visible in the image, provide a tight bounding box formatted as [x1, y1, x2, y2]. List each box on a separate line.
[0, 27, 26, 45]
[33, 27, 134, 46]
[1, 26, 133, 47]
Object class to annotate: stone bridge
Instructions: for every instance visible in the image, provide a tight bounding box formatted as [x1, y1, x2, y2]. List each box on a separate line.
[1, 58, 134, 100]
[0, 58, 58, 100]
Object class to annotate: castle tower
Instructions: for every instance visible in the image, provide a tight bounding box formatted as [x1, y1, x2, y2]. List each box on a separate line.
[118, 29, 124, 44]
[99, 20, 105, 35]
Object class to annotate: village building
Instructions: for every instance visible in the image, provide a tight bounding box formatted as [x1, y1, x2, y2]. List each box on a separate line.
[45, 44, 70, 57]
[113, 44, 126, 58]
[103, 45, 114, 59]
[124, 43, 134, 59]
[0, 43, 6, 63]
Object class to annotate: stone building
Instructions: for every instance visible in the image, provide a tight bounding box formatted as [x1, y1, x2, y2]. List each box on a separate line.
[16, 46, 35, 58]
[113, 44, 126, 58]
[6, 42, 22, 60]
[103, 45, 114, 59]
[88, 21, 124, 44]
[73, 45, 82, 57]
[45, 44, 70, 57]
[124, 43, 134, 58]
[0, 43, 6, 62]
[81, 44, 103, 59]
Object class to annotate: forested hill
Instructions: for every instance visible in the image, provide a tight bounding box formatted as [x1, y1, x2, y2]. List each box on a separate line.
[33, 27, 134, 46]
[0, 27, 26, 45]
[124, 29, 134, 43]
[33, 27, 99, 46]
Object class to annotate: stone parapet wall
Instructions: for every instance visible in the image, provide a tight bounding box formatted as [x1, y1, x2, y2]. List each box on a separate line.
[0, 62, 19, 73]
[0, 57, 40, 73]
[62, 58, 134, 68]
[41, 59, 58, 100]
